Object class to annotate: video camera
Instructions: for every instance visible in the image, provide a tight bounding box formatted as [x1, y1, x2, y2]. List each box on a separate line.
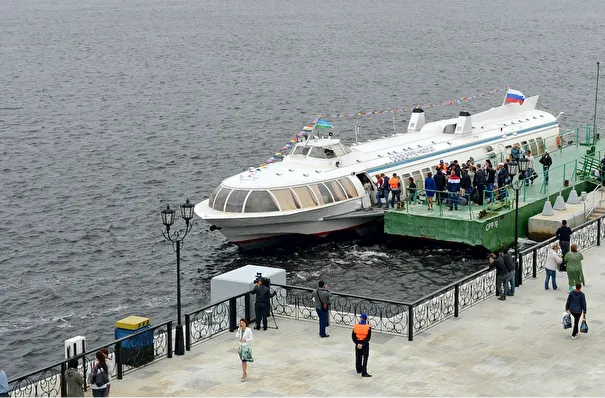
[253, 272, 271, 287]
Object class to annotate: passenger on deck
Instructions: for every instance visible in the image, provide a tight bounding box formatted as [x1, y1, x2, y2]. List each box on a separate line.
[424, 172, 436, 210]
[447, 170, 460, 211]
[434, 168, 447, 206]
[525, 150, 535, 185]
[472, 164, 486, 205]
[375, 174, 384, 208]
[407, 177, 416, 204]
[381, 173, 390, 210]
[389, 173, 402, 209]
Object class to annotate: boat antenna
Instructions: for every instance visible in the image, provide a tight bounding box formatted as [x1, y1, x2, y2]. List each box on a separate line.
[593, 61, 600, 145]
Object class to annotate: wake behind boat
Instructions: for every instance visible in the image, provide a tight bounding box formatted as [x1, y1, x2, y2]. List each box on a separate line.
[195, 89, 562, 248]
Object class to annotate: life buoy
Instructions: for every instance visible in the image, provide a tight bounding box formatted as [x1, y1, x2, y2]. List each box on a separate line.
[556, 135, 562, 148]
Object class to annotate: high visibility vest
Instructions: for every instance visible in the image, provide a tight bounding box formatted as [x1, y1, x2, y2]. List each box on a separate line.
[389, 177, 399, 190]
[353, 323, 370, 340]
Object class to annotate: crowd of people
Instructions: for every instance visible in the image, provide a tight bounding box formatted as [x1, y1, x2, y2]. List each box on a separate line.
[373, 146, 555, 211]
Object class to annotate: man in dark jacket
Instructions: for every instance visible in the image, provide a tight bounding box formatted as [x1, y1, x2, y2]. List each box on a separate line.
[565, 283, 587, 339]
[473, 164, 487, 205]
[460, 169, 472, 204]
[502, 250, 515, 296]
[250, 277, 277, 330]
[490, 252, 509, 300]
[497, 163, 509, 200]
[434, 169, 447, 205]
[539, 151, 553, 184]
[381, 174, 390, 210]
[556, 220, 573, 259]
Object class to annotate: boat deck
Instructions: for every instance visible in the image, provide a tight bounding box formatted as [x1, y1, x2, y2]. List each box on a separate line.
[386, 137, 605, 221]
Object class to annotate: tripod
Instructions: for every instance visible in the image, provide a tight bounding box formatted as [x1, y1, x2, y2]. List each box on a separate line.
[254, 301, 279, 330]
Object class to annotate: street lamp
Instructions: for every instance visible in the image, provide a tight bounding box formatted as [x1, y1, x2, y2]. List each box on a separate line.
[508, 157, 529, 287]
[161, 198, 195, 356]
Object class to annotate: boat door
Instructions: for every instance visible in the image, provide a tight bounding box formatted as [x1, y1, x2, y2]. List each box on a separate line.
[355, 172, 375, 208]
[497, 143, 508, 162]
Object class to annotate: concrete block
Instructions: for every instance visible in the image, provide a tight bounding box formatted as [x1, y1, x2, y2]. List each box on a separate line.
[541, 200, 553, 216]
[567, 189, 580, 204]
[553, 195, 567, 210]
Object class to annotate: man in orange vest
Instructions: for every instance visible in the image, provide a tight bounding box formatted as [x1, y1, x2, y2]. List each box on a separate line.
[352, 313, 372, 377]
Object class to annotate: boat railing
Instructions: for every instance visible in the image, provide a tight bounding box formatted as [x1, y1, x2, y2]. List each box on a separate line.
[7, 321, 173, 397]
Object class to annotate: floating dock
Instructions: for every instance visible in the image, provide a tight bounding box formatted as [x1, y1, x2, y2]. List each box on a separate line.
[384, 127, 605, 251]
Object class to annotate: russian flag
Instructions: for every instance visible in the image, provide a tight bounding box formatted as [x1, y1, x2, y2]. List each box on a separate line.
[505, 89, 525, 105]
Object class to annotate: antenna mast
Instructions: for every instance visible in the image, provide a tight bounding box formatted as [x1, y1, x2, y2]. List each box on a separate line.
[593, 61, 600, 145]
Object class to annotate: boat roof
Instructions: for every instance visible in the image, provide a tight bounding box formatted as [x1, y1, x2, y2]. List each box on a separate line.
[221, 95, 557, 189]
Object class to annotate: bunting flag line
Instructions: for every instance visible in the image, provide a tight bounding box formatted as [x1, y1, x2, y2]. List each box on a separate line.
[253, 87, 509, 170]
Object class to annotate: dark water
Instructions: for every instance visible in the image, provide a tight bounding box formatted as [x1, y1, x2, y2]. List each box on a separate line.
[2, 0, 604, 378]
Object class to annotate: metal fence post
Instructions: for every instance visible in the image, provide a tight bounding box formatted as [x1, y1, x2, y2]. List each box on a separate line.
[454, 285, 459, 317]
[598, 219, 601, 246]
[408, 305, 414, 341]
[60, 361, 67, 397]
[245, 294, 251, 322]
[167, 321, 173, 359]
[532, 249, 537, 278]
[229, 298, 237, 332]
[518, 254, 523, 286]
[184, 314, 191, 351]
[115, 341, 123, 380]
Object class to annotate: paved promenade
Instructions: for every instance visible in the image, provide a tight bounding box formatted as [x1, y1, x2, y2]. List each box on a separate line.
[112, 245, 605, 397]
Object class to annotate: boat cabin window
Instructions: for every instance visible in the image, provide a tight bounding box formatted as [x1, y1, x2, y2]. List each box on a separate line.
[271, 189, 301, 211]
[412, 171, 422, 189]
[244, 191, 279, 213]
[536, 137, 545, 153]
[529, 138, 538, 155]
[309, 146, 337, 159]
[209, 185, 223, 209]
[310, 183, 334, 204]
[338, 178, 358, 198]
[225, 189, 249, 213]
[443, 124, 457, 134]
[292, 186, 319, 207]
[293, 146, 310, 156]
[212, 187, 232, 211]
[327, 180, 347, 201]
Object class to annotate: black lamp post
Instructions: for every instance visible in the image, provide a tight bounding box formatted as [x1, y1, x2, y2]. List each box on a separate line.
[161, 198, 195, 356]
[508, 157, 529, 287]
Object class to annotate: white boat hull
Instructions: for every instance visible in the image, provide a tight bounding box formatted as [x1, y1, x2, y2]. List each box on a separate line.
[196, 198, 383, 247]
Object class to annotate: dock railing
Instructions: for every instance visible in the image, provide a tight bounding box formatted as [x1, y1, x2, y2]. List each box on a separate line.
[270, 266, 495, 342]
[518, 214, 605, 282]
[8, 321, 172, 397]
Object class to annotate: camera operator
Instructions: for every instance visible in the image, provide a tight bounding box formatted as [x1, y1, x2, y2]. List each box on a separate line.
[250, 276, 276, 331]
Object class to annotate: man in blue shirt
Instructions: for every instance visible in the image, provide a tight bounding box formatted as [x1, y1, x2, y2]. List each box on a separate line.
[0, 369, 9, 397]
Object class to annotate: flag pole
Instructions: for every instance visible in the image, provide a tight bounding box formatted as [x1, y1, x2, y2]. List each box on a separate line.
[593, 61, 600, 145]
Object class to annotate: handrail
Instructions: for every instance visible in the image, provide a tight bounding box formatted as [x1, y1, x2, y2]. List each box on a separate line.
[8, 321, 173, 397]
[583, 184, 603, 218]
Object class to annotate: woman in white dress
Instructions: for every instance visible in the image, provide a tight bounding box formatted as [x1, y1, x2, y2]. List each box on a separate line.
[235, 318, 253, 381]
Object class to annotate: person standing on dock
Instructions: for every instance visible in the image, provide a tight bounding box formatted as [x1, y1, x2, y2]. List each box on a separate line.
[352, 313, 372, 378]
[460, 168, 472, 204]
[389, 173, 402, 209]
[472, 164, 486, 205]
[556, 220, 573, 264]
[490, 252, 509, 300]
[434, 168, 447, 206]
[424, 172, 436, 210]
[381, 173, 390, 210]
[375, 174, 384, 208]
[251, 277, 276, 331]
[565, 283, 587, 339]
[545, 243, 562, 290]
[235, 318, 254, 381]
[64, 358, 84, 397]
[565, 244, 585, 292]
[313, 281, 332, 338]
[539, 151, 552, 184]
[0, 369, 9, 397]
[502, 249, 515, 296]
[447, 170, 460, 211]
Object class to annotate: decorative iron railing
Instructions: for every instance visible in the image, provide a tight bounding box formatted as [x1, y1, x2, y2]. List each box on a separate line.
[184, 293, 250, 350]
[8, 321, 172, 397]
[518, 214, 605, 281]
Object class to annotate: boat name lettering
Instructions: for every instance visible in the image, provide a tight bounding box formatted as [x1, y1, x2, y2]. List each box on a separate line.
[485, 221, 499, 231]
[388, 147, 436, 163]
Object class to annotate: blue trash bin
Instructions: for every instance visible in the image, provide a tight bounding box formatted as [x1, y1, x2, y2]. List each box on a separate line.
[115, 316, 154, 367]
